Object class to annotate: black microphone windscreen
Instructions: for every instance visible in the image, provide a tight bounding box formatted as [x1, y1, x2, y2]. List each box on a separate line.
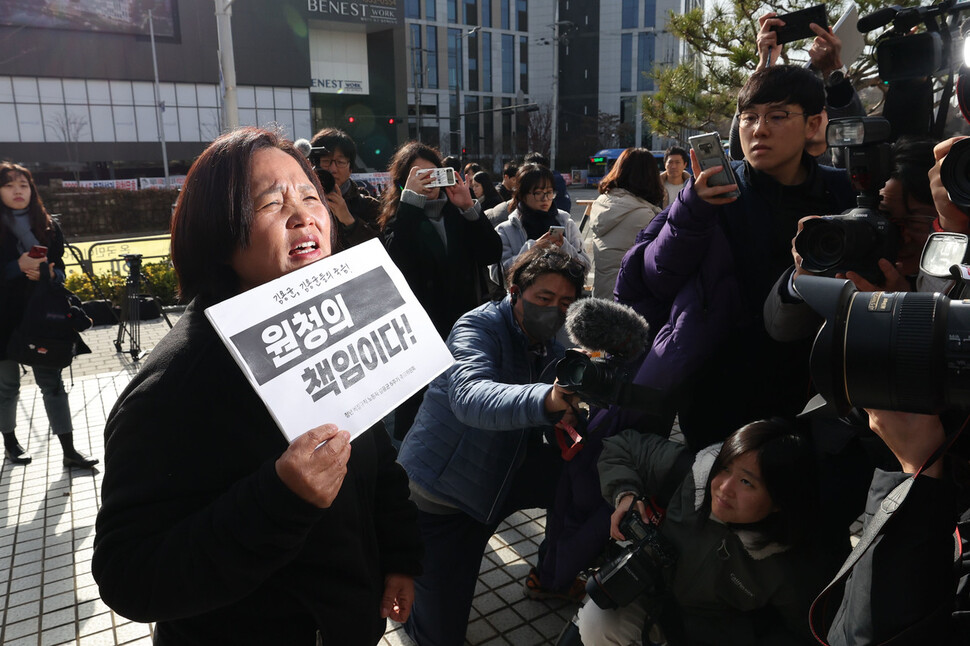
[857, 6, 899, 33]
[565, 298, 650, 359]
[294, 138, 312, 157]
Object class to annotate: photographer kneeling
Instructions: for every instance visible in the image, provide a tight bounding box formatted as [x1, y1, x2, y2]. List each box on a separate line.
[577, 419, 827, 646]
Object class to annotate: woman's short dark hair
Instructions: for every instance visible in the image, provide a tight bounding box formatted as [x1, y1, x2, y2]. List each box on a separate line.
[598, 147, 664, 206]
[506, 246, 584, 298]
[737, 65, 824, 116]
[701, 418, 819, 548]
[0, 162, 54, 245]
[170, 127, 327, 303]
[309, 127, 357, 163]
[511, 163, 555, 212]
[664, 146, 689, 166]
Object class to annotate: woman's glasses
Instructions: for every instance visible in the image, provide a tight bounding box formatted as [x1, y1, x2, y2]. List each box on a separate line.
[530, 190, 557, 200]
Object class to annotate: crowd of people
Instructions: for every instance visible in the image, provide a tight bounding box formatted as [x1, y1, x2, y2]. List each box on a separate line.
[1, 8, 967, 646]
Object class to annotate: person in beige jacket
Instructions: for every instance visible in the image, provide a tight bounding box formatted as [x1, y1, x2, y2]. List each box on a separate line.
[589, 148, 664, 299]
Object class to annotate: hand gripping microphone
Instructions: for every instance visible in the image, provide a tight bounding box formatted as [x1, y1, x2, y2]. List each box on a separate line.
[564, 298, 651, 359]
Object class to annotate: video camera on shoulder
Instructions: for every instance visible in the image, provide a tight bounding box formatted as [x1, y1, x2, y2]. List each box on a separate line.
[585, 500, 677, 610]
[794, 117, 899, 285]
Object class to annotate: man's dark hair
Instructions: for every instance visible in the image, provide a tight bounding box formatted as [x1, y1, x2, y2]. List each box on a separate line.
[507, 246, 584, 298]
[309, 127, 357, 163]
[664, 146, 689, 166]
[737, 65, 825, 116]
[171, 127, 330, 302]
[503, 161, 519, 179]
[524, 152, 550, 168]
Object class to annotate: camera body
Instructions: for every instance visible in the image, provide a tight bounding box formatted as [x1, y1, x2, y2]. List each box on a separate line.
[795, 208, 900, 285]
[793, 117, 898, 286]
[556, 349, 630, 409]
[586, 505, 677, 610]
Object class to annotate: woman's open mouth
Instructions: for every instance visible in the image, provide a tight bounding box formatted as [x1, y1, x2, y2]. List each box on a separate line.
[290, 240, 319, 256]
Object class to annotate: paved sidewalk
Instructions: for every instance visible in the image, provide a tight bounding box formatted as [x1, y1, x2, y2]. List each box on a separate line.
[4, 317, 581, 645]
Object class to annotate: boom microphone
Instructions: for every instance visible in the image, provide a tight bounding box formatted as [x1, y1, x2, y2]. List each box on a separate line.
[294, 138, 313, 157]
[565, 298, 650, 359]
[857, 5, 900, 32]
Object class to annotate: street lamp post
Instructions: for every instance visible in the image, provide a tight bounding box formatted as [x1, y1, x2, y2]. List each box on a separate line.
[456, 26, 480, 159]
[147, 11, 170, 188]
[215, 0, 239, 130]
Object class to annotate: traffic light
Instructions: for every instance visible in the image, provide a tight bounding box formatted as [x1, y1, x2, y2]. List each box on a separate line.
[462, 147, 467, 155]
[347, 116, 356, 124]
[387, 117, 396, 125]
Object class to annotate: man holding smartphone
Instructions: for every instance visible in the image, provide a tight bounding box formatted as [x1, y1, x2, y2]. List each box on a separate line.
[611, 64, 856, 450]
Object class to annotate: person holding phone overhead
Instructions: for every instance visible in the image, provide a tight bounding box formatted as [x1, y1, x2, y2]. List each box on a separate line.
[0, 162, 97, 468]
[491, 162, 590, 286]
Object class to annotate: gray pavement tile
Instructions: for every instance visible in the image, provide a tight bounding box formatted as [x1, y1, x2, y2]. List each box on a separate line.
[503, 623, 547, 645]
[6, 584, 41, 607]
[43, 577, 77, 598]
[41, 605, 76, 630]
[482, 604, 525, 632]
[78, 612, 114, 637]
[474, 590, 506, 616]
[4, 616, 40, 640]
[4, 600, 41, 624]
[41, 623, 81, 646]
[6, 635, 45, 646]
[9, 572, 42, 593]
[114, 621, 152, 643]
[78, 628, 117, 646]
[44, 590, 78, 611]
[466, 617, 499, 643]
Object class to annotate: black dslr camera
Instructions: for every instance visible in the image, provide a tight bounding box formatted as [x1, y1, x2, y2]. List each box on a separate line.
[585, 502, 677, 610]
[794, 117, 899, 285]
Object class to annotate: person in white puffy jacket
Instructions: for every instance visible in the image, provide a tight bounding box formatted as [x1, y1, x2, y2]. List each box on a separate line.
[589, 148, 664, 299]
[491, 163, 591, 287]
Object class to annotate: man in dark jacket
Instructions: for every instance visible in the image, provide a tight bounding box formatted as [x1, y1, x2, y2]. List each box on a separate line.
[611, 65, 856, 449]
[310, 128, 382, 249]
[496, 161, 518, 201]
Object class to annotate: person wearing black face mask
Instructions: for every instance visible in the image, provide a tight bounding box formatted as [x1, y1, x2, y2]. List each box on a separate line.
[398, 247, 587, 646]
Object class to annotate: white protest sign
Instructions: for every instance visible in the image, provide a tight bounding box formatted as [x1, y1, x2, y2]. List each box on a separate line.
[205, 238, 454, 442]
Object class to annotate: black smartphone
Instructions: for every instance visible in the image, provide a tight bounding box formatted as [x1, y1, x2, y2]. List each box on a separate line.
[771, 4, 828, 45]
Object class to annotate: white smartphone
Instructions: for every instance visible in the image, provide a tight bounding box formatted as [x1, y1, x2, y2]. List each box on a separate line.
[548, 225, 566, 239]
[688, 132, 740, 198]
[416, 167, 457, 188]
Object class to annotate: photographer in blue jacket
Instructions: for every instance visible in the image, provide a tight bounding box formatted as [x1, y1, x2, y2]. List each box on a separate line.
[398, 246, 586, 646]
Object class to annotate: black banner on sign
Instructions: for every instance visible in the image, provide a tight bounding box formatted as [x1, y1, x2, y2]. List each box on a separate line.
[231, 266, 406, 385]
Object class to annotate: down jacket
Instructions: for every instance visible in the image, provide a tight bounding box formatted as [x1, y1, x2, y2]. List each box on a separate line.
[397, 296, 564, 525]
[589, 189, 662, 299]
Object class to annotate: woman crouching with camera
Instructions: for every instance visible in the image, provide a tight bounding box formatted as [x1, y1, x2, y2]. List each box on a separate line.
[576, 419, 830, 646]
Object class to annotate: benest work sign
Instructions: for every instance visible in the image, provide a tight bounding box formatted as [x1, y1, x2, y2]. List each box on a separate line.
[306, 0, 401, 26]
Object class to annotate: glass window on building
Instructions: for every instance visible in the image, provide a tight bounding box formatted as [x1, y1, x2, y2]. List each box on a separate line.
[482, 32, 493, 93]
[469, 31, 480, 92]
[406, 0, 420, 19]
[448, 0, 458, 23]
[466, 95, 480, 155]
[516, 0, 527, 31]
[502, 34, 514, 93]
[450, 93, 460, 153]
[410, 24, 424, 88]
[638, 33, 655, 91]
[620, 95, 638, 147]
[465, 0, 477, 25]
[427, 26, 440, 89]
[449, 28, 462, 90]
[622, 0, 638, 29]
[644, 0, 656, 28]
[519, 35, 528, 94]
[426, 0, 436, 19]
[501, 0, 510, 29]
[482, 0, 492, 27]
[621, 33, 632, 92]
[483, 96, 494, 155]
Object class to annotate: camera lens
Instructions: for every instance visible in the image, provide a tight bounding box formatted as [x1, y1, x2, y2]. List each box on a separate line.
[798, 276, 970, 414]
[800, 225, 847, 269]
[941, 138, 970, 209]
[315, 168, 336, 194]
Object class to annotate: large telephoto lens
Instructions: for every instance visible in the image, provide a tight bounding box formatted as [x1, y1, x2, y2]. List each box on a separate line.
[796, 275, 970, 415]
[941, 137, 970, 209]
